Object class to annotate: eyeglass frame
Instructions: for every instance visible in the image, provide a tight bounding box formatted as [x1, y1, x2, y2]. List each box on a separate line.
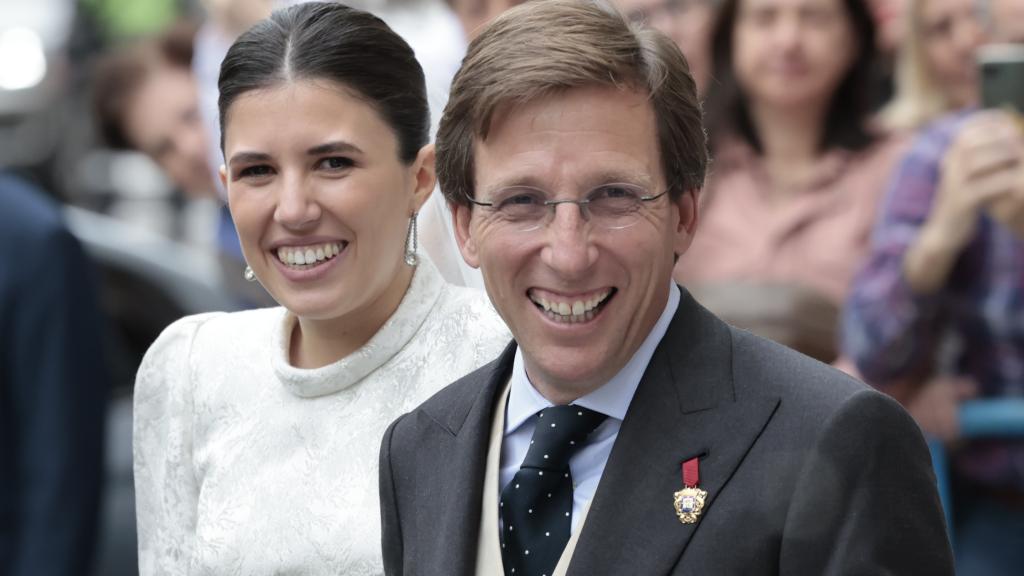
[462, 183, 674, 232]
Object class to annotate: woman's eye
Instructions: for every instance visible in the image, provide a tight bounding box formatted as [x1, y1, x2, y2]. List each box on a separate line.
[318, 157, 355, 171]
[238, 165, 274, 179]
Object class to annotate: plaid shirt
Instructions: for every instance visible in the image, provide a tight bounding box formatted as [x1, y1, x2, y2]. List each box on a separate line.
[843, 110, 1024, 490]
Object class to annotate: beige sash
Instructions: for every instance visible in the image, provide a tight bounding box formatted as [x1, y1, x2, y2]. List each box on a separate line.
[474, 384, 592, 576]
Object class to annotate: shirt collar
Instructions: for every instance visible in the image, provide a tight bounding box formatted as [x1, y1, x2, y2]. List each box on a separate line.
[505, 283, 680, 434]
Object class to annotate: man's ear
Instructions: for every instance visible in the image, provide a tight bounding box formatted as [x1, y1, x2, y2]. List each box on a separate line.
[451, 199, 480, 268]
[219, 165, 228, 190]
[409, 144, 437, 213]
[673, 188, 700, 257]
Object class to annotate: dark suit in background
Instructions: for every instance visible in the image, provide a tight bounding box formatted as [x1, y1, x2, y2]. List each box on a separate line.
[380, 290, 953, 575]
[0, 173, 108, 575]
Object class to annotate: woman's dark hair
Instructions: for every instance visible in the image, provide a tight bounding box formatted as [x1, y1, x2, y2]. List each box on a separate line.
[704, 0, 878, 154]
[218, 2, 429, 163]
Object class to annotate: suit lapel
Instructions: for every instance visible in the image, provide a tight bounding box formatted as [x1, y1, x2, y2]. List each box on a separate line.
[414, 342, 517, 576]
[567, 290, 780, 576]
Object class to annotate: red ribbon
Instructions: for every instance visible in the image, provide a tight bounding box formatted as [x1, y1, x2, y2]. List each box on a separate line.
[682, 457, 700, 488]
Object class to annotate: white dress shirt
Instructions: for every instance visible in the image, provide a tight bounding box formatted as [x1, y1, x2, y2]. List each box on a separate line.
[499, 285, 680, 533]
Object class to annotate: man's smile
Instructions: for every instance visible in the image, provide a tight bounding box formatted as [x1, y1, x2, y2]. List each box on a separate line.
[527, 287, 617, 324]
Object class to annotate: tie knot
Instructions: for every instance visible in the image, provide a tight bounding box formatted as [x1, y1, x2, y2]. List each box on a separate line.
[521, 405, 606, 470]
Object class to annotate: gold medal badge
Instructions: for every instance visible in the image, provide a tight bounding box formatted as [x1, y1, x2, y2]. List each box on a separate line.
[673, 486, 708, 524]
[673, 457, 707, 524]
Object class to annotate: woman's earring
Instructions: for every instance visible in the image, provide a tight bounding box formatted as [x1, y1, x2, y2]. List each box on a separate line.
[243, 265, 257, 282]
[404, 212, 419, 267]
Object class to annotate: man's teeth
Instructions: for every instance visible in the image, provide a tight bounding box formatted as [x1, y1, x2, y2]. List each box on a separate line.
[276, 242, 344, 267]
[530, 290, 612, 323]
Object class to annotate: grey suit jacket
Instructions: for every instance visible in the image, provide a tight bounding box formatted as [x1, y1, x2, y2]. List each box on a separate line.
[379, 288, 954, 575]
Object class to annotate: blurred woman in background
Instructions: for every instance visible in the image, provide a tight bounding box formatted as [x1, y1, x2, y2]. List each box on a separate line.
[93, 22, 279, 308]
[674, 0, 905, 361]
[880, 0, 986, 131]
[132, 3, 509, 574]
[93, 21, 216, 201]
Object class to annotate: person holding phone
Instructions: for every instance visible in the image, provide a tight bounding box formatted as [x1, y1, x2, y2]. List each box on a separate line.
[879, 0, 989, 131]
[843, 0, 1024, 572]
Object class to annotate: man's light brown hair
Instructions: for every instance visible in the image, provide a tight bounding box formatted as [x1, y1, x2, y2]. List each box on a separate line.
[437, 0, 708, 206]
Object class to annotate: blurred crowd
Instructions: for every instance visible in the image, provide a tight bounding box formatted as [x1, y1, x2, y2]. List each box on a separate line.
[1, 0, 1022, 574]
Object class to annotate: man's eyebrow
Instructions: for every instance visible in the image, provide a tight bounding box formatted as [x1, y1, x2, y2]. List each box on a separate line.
[584, 170, 653, 188]
[307, 141, 363, 156]
[480, 170, 656, 197]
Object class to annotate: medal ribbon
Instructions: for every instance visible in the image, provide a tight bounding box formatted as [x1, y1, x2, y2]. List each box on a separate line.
[682, 457, 700, 488]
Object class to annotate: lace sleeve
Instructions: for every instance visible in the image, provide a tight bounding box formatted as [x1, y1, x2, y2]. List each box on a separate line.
[132, 313, 219, 575]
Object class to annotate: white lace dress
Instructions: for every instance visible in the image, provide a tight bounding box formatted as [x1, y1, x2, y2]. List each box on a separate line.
[133, 258, 510, 575]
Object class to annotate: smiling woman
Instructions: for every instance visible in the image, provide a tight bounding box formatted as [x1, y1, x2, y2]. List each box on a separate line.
[130, 3, 510, 575]
[222, 80, 434, 365]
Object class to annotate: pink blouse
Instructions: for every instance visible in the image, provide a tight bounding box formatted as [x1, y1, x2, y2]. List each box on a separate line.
[676, 136, 908, 305]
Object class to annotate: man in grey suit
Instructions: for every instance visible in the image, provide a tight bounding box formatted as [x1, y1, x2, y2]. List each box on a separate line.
[379, 1, 953, 574]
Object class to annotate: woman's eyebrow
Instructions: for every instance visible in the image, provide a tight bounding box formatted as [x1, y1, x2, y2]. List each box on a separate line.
[228, 151, 272, 167]
[306, 140, 363, 156]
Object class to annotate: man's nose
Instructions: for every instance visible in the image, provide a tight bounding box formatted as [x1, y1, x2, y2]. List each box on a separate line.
[540, 202, 598, 277]
[274, 174, 321, 230]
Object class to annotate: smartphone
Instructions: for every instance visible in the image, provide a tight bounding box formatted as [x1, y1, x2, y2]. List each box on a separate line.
[978, 44, 1024, 113]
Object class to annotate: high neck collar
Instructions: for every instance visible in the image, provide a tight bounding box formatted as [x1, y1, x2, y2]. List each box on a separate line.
[272, 256, 446, 398]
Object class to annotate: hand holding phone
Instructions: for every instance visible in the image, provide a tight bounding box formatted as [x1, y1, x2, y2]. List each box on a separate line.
[979, 43, 1024, 118]
[923, 111, 1024, 252]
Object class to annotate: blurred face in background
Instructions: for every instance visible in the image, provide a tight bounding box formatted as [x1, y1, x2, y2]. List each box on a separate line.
[123, 66, 215, 199]
[919, 0, 985, 108]
[733, 0, 858, 111]
[616, 0, 717, 92]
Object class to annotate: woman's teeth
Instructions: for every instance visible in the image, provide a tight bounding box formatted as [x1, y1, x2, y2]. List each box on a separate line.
[529, 289, 612, 323]
[276, 242, 345, 268]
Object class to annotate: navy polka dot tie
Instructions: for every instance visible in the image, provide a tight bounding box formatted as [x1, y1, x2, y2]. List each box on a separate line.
[499, 405, 607, 576]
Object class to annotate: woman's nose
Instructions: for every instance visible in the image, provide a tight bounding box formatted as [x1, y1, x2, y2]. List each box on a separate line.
[274, 176, 321, 230]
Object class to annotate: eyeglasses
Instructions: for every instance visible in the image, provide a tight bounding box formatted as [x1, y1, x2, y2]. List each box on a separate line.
[465, 183, 670, 232]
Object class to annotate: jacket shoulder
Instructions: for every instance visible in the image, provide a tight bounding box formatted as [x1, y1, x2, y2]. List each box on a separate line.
[729, 326, 878, 416]
[390, 345, 511, 443]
